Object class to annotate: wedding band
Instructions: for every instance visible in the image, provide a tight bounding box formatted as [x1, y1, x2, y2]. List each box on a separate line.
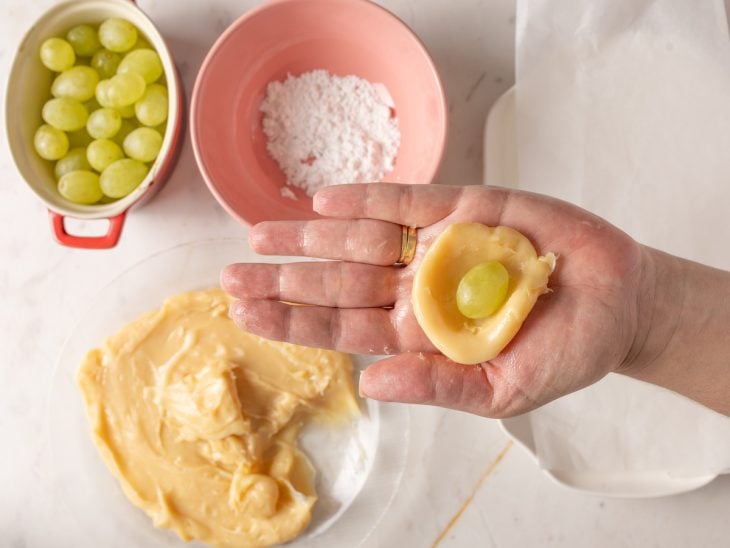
[395, 225, 418, 266]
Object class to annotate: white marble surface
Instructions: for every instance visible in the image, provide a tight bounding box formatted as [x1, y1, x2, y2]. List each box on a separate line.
[1, 1, 729, 547]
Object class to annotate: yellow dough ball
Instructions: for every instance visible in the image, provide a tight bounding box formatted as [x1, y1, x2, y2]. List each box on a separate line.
[412, 223, 556, 364]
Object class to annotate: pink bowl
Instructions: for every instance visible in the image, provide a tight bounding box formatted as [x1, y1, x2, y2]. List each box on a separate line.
[191, 0, 447, 226]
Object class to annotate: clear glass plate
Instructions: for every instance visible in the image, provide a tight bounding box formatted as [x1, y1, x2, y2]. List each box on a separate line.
[49, 238, 409, 547]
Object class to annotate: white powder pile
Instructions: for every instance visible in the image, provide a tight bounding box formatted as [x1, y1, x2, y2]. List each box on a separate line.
[260, 70, 401, 197]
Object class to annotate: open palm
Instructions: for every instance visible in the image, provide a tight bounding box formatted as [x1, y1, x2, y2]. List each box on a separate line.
[221, 184, 648, 417]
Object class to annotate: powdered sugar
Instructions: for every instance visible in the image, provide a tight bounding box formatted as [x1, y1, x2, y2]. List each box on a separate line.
[279, 186, 297, 201]
[260, 70, 401, 197]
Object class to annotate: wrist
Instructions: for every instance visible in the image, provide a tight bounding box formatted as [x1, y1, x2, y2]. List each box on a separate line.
[618, 245, 685, 376]
[618, 246, 730, 415]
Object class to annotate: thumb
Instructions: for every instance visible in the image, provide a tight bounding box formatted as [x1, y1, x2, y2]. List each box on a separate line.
[359, 353, 496, 417]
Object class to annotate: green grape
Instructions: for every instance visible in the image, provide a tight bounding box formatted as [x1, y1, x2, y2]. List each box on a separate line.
[54, 147, 91, 179]
[51, 66, 99, 102]
[95, 79, 114, 108]
[42, 97, 88, 132]
[34, 124, 69, 160]
[68, 128, 93, 148]
[117, 103, 136, 118]
[135, 83, 168, 127]
[123, 127, 162, 162]
[97, 194, 119, 204]
[87, 139, 124, 172]
[84, 97, 101, 112]
[58, 170, 103, 204]
[112, 119, 136, 147]
[153, 121, 167, 136]
[100, 158, 148, 198]
[39, 37, 75, 72]
[117, 48, 163, 84]
[456, 260, 510, 319]
[66, 24, 101, 57]
[87, 108, 122, 139]
[91, 48, 121, 79]
[106, 72, 146, 107]
[131, 34, 153, 51]
[98, 18, 138, 53]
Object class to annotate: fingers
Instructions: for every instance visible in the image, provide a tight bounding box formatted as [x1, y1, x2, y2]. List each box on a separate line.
[221, 261, 398, 308]
[250, 219, 401, 265]
[229, 299, 401, 354]
[359, 353, 496, 417]
[313, 183, 465, 227]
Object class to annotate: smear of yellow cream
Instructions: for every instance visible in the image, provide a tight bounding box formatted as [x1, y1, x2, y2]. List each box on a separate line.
[77, 289, 358, 547]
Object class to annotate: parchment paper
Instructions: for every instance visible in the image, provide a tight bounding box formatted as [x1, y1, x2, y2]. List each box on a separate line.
[515, 0, 730, 474]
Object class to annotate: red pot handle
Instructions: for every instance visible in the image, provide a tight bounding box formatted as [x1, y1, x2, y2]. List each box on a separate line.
[49, 210, 127, 249]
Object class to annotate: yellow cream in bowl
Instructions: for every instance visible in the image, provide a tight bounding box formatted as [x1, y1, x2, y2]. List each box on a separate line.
[77, 289, 357, 547]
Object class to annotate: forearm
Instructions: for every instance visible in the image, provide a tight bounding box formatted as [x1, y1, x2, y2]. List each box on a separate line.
[622, 247, 730, 416]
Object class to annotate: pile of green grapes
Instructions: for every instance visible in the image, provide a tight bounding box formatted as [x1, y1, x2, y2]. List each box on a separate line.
[34, 18, 169, 205]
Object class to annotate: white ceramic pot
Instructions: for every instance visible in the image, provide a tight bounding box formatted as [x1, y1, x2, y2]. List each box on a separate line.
[6, 0, 183, 249]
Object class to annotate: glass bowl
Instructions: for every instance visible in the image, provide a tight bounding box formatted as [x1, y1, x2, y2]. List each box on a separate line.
[49, 238, 409, 546]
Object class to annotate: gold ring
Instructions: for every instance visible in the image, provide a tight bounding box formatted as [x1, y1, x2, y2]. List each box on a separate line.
[395, 225, 418, 266]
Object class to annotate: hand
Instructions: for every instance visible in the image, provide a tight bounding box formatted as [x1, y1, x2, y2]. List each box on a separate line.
[221, 183, 649, 417]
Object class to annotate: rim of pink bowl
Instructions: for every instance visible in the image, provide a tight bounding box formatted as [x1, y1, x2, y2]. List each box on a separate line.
[190, 0, 449, 227]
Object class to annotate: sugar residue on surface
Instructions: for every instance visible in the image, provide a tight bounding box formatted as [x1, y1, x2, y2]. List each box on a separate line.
[260, 70, 401, 197]
[279, 186, 298, 201]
